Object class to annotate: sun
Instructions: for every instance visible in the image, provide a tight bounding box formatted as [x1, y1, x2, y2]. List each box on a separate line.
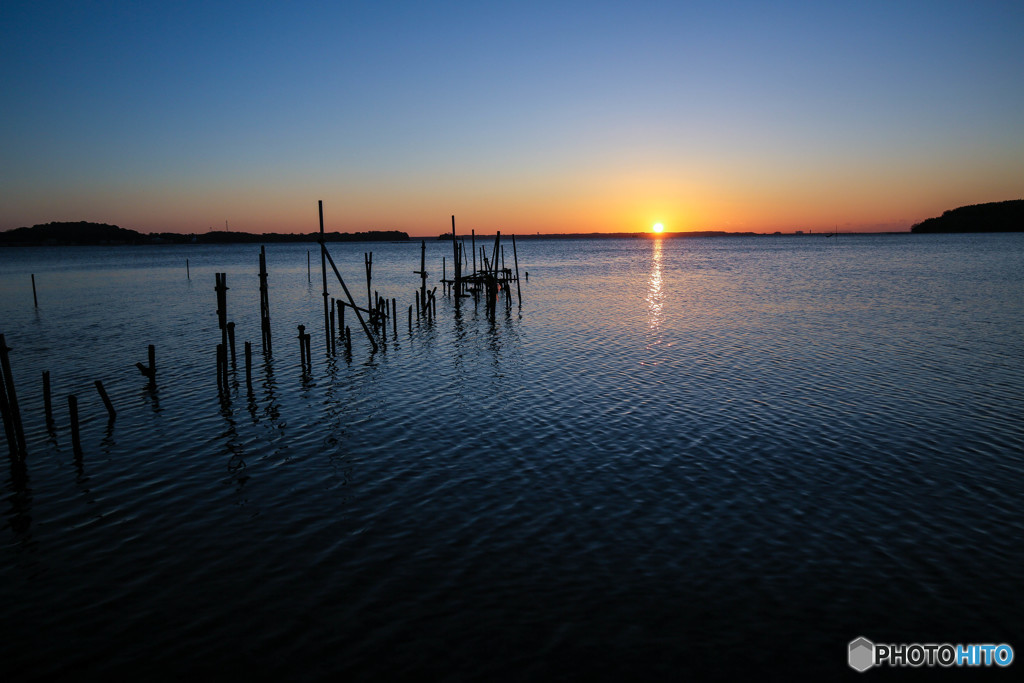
[652, 222, 664, 233]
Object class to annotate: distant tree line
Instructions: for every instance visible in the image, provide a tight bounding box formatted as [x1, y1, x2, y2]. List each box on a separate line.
[911, 200, 1024, 233]
[0, 221, 410, 245]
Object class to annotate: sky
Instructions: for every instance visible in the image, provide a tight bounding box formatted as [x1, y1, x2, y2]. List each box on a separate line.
[2, 1, 1022, 236]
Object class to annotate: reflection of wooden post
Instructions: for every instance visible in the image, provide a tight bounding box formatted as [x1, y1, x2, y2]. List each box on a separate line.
[94, 380, 116, 421]
[68, 395, 82, 455]
[244, 341, 252, 388]
[330, 297, 336, 355]
[227, 322, 236, 364]
[43, 370, 54, 426]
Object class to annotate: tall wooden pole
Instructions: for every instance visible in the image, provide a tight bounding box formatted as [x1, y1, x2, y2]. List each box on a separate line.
[319, 200, 331, 355]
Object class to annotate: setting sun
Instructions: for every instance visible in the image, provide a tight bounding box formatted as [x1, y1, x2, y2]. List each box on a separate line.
[652, 222, 664, 233]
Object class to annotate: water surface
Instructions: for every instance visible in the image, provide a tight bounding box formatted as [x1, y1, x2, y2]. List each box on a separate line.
[1, 234, 1022, 679]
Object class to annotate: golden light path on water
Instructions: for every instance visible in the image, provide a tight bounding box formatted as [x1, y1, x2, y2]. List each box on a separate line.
[646, 237, 663, 340]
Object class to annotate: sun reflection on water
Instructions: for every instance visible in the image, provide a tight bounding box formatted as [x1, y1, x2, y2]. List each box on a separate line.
[646, 238, 663, 334]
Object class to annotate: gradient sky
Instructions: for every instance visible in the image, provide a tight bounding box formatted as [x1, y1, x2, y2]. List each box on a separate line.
[2, 1, 1022, 236]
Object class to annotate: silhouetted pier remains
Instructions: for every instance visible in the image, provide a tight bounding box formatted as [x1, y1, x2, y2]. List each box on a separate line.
[2, 203, 526, 457]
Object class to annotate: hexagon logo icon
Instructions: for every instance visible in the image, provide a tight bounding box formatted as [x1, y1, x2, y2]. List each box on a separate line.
[849, 637, 875, 672]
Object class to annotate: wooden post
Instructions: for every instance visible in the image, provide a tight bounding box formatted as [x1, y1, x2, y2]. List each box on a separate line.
[319, 200, 331, 356]
[186, 259, 190, 280]
[417, 240, 428, 315]
[0, 334, 27, 456]
[94, 380, 116, 421]
[43, 370, 53, 426]
[297, 325, 306, 370]
[148, 344, 156, 379]
[415, 291, 420, 320]
[512, 234, 522, 306]
[259, 246, 272, 355]
[392, 298, 397, 338]
[345, 326, 352, 354]
[215, 273, 229, 351]
[451, 215, 460, 298]
[471, 229, 477, 275]
[365, 252, 373, 314]
[68, 394, 82, 456]
[31, 274, 38, 308]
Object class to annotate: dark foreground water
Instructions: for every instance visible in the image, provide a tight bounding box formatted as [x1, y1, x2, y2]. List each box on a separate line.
[1, 234, 1022, 680]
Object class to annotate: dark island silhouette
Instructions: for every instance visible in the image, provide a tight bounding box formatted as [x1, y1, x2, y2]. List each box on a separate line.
[0, 221, 410, 245]
[911, 200, 1024, 233]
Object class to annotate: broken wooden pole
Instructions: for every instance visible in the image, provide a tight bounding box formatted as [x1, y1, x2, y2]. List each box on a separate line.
[31, 274, 38, 308]
[94, 380, 116, 421]
[0, 334, 27, 457]
[68, 394, 82, 456]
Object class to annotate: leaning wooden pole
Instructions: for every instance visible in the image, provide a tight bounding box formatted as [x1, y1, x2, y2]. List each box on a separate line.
[322, 247, 378, 353]
[319, 200, 331, 356]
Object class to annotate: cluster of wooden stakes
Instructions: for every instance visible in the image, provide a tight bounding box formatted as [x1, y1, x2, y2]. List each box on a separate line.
[1, 201, 525, 461]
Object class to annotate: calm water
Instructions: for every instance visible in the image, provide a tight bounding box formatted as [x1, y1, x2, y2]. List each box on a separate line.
[1, 234, 1022, 680]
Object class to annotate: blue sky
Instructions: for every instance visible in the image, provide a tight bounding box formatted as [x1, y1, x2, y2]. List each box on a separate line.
[2, 0, 1022, 234]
